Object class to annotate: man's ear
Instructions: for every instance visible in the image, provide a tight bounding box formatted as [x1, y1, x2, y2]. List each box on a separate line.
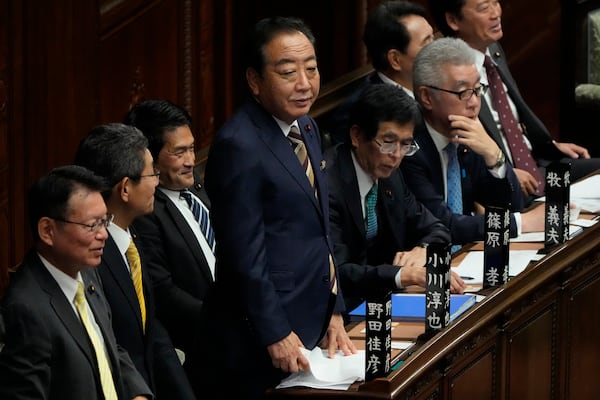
[246, 67, 261, 97]
[445, 12, 460, 33]
[349, 125, 362, 148]
[117, 177, 130, 202]
[38, 217, 56, 246]
[417, 86, 434, 110]
[387, 49, 404, 72]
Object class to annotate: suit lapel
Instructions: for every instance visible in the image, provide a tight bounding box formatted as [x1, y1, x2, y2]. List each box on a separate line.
[156, 190, 214, 283]
[337, 147, 366, 236]
[102, 235, 144, 331]
[29, 253, 97, 370]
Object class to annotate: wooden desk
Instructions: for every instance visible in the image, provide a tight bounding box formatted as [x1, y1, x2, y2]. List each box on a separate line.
[269, 217, 600, 399]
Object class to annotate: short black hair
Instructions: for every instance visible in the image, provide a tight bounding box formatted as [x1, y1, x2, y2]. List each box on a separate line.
[428, 0, 465, 37]
[348, 84, 419, 141]
[27, 165, 107, 241]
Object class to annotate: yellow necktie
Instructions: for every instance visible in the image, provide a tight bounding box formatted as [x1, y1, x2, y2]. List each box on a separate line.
[74, 282, 118, 400]
[125, 239, 146, 331]
[289, 126, 317, 198]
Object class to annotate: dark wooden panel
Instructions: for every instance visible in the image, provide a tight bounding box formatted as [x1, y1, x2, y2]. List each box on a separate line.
[507, 308, 555, 399]
[449, 349, 494, 399]
[98, 0, 182, 123]
[566, 272, 600, 399]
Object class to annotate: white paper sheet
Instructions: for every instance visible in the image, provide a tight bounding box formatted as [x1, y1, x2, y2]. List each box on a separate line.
[276, 347, 365, 390]
[512, 225, 584, 242]
[453, 250, 540, 284]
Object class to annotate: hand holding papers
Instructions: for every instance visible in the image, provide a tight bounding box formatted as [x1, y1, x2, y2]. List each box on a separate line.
[276, 347, 365, 390]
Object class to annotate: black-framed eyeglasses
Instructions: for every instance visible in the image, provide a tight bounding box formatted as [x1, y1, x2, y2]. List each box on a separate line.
[139, 168, 160, 179]
[373, 139, 420, 156]
[426, 83, 488, 101]
[52, 213, 114, 233]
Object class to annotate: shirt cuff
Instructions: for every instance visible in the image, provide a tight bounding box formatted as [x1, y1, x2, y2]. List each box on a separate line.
[394, 267, 404, 290]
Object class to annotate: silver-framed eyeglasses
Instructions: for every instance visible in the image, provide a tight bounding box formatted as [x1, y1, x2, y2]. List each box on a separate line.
[52, 213, 114, 233]
[425, 83, 488, 101]
[373, 139, 420, 156]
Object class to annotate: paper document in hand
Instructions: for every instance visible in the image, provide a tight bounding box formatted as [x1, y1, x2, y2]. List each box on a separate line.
[453, 250, 540, 284]
[276, 347, 365, 390]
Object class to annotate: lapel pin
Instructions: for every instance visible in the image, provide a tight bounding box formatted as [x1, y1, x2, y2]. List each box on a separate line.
[320, 160, 326, 170]
[87, 285, 96, 294]
[494, 51, 500, 58]
[385, 189, 393, 198]
[304, 124, 312, 131]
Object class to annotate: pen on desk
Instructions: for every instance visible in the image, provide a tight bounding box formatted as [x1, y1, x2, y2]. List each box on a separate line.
[460, 276, 474, 280]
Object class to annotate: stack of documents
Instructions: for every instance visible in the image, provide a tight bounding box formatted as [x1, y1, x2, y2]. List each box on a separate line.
[276, 347, 365, 390]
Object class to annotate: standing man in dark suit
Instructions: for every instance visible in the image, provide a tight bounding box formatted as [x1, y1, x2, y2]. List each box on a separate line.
[400, 37, 544, 245]
[0, 165, 152, 400]
[428, 0, 600, 203]
[123, 99, 214, 389]
[326, 84, 466, 314]
[74, 123, 196, 399]
[202, 16, 357, 399]
[328, 0, 435, 145]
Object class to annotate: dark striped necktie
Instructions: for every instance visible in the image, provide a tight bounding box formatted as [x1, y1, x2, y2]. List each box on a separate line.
[180, 190, 215, 253]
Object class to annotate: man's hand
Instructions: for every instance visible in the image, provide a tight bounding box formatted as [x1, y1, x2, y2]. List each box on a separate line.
[554, 141, 590, 159]
[319, 313, 358, 359]
[521, 202, 545, 233]
[392, 254, 467, 294]
[448, 115, 500, 165]
[267, 332, 309, 373]
[513, 168, 539, 196]
[392, 246, 427, 269]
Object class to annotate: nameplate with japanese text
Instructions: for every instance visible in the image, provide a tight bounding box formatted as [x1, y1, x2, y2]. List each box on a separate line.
[424, 244, 451, 334]
[364, 291, 392, 381]
[544, 162, 571, 248]
[483, 205, 510, 288]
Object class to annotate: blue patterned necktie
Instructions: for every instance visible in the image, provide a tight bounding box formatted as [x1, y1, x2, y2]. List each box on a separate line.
[180, 190, 215, 253]
[365, 184, 378, 240]
[445, 143, 462, 253]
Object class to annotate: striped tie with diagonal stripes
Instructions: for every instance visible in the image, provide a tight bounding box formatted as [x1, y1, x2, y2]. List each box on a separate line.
[288, 125, 317, 199]
[74, 282, 118, 400]
[125, 238, 146, 331]
[180, 189, 216, 253]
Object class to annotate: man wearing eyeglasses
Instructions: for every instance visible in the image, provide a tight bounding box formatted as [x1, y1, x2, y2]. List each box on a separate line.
[326, 84, 466, 316]
[0, 165, 152, 400]
[400, 37, 545, 246]
[74, 123, 196, 399]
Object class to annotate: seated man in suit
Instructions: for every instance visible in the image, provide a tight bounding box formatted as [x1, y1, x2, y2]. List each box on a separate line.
[428, 0, 600, 204]
[328, 0, 435, 146]
[0, 165, 151, 400]
[124, 99, 215, 391]
[74, 123, 196, 399]
[400, 37, 545, 246]
[326, 84, 466, 314]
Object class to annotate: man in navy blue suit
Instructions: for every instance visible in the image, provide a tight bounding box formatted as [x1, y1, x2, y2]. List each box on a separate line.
[400, 37, 545, 245]
[201, 16, 357, 399]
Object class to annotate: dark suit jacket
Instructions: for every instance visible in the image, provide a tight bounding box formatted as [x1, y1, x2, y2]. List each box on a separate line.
[326, 144, 451, 312]
[132, 184, 214, 357]
[480, 42, 600, 181]
[400, 120, 524, 244]
[99, 232, 195, 399]
[200, 98, 343, 397]
[0, 250, 151, 400]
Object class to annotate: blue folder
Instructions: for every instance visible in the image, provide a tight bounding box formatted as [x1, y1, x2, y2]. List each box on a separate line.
[348, 293, 477, 322]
